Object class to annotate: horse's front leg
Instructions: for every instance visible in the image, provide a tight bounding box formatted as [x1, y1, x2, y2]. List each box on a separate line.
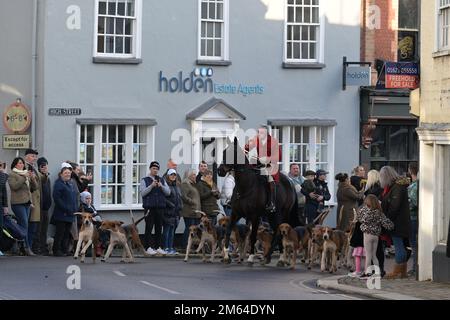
[247, 218, 258, 266]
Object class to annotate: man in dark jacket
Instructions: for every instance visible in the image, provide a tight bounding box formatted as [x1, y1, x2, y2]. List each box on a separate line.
[34, 157, 52, 255]
[140, 161, 170, 255]
[301, 169, 331, 224]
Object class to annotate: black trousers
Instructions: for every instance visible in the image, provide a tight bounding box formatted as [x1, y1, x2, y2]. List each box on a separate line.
[32, 210, 49, 253]
[144, 208, 165, 250]
[54, 221, 72, 254]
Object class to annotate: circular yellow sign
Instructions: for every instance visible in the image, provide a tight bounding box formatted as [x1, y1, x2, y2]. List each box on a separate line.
[3, 101, 32, 133]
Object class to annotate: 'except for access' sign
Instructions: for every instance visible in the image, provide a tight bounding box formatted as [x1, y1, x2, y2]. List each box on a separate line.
[2, 135, 31, 149]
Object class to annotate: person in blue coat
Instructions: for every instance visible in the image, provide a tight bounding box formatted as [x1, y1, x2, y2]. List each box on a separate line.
[52, 164, 78, 256]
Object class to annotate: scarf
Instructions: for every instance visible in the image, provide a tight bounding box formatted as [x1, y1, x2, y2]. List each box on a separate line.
[13, 168, 30, 188]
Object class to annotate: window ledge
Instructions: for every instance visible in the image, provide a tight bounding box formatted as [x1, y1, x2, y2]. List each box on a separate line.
[282, 62, 326, 69]
[196, 59, 232, 66]
[93, 57, 142, 64]
[432, 50, 450, 58]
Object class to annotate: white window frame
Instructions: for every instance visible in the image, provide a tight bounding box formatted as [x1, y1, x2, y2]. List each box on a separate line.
[76, 124, 155, 210]
[197, 0, 230, 61]
[437, 0, 450, 51]
[283, 0, 324, 63]
[272, 125, 336, 204]
[93, 0, 143, 59]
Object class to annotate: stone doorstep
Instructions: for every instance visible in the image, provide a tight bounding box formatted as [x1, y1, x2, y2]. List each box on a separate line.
[317, 276, 423, 300]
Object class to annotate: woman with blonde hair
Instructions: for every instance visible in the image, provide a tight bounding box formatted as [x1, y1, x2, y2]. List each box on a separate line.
[364, 170, 383, 199]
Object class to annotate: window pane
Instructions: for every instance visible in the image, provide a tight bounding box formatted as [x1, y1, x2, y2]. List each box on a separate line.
[116, 18, 124, 35]
[201, 39, 206, 56]
[115, 36, 124, 53]
[117, 185, 125, 204]
[310, 25, 316, 40]
[99, 1, 107, 14]
[294, 127, 302, 143]
[320, 127, 328, 143]
[207, 39, 214, 56]
[209, 3, 216, 19]
[310, 43, 316, 59]
[301, 43, 308, 59]
[108, 1, 116, 15]
[125, 19, 132, 35]
[106, 36, 114, 53]
[304, 6, 311, 23]
[98, 17, 105, 34]
[215, 23, 222, 37]
[86, 126, 94, 143]
[125, 37, 132, 53]
[293, 26, 300, 40]
[304, 0, 311, 5]
[217, 3, 223, 19]
[201, 2, 208, 19]
[288, 7, 294, 22]
[214, 39, 221, 57]
[117, 1, 126, 16]
[87, 145, 94, 163]
[312, 7, 319, 23]
[296, 6, 303, 23]
[303, 127, 309, 143]
[118, 125, 125, 142]
[97, 36, 105, 53]
[207, 22, 214, 37]
[389, 126, 408, 160]
[302, 145, 309, 162]
[294, 42, 300, 59]
[109, 126, 116, 143]
[290, 145, 301, 162]
[127, 0, 135, 16]
[371, 126, 386, 158]
[302, 26, 308, 40]
[80, 145, 86, 163]
[106, 17, 114, 34]
[399, 0, 418, 29]
[118, 145, 125, 163]
[201, 21, 206, 37]
[287, 42, 292, 59]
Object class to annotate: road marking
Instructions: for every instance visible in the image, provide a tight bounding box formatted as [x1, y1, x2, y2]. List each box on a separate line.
[0, 292, 18, 300]
[140, 281, 180, 295]
[336, 294, 363, 300]
[113, 270, 126, 277]
[289, 279, 329, 294]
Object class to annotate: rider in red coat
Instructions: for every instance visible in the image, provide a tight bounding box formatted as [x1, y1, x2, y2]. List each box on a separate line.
[244, 126, 280, 213]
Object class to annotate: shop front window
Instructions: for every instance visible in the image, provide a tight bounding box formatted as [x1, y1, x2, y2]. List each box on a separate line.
[369, 123, 418, 175]
[78, 124, 153, 208]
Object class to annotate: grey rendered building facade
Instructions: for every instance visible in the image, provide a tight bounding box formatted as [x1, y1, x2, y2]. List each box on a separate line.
[1, 0, 361, 224]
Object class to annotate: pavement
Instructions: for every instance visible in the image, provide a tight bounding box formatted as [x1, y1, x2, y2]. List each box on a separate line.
[316, 258, 450, 300]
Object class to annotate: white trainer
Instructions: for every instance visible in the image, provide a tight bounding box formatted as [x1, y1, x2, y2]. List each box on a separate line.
[146, 247, 157, 255]
[156, 247, 167, 255]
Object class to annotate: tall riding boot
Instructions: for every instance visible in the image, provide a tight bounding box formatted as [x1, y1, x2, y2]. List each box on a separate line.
[266, 181, 277, 213]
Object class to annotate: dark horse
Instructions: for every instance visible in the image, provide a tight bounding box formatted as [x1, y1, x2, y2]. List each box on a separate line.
[217, 137, 298, 266]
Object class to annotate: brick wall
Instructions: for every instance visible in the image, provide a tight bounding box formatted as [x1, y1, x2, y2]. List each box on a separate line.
[361, 0, 398, 84]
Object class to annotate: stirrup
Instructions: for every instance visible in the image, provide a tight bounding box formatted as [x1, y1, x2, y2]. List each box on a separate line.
[266, 202, 276, 213]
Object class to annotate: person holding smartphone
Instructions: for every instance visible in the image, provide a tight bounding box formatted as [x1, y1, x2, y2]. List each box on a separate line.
[140, 161, 170, 255]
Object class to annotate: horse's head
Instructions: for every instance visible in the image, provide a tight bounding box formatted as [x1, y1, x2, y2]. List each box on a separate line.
[217, 136, 248, 177]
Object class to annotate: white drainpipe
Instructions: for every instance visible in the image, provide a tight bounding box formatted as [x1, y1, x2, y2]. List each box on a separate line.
[31, 0, 38, 149]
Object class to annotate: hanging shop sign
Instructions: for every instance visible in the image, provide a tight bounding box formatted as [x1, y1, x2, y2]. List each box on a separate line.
[2, 134, 31, 149]
[3, 99, 31, 133]
[342, 57, 372, 90]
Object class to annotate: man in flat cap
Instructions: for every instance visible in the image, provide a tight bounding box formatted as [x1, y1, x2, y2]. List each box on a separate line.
[24, 148, 41, 255]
